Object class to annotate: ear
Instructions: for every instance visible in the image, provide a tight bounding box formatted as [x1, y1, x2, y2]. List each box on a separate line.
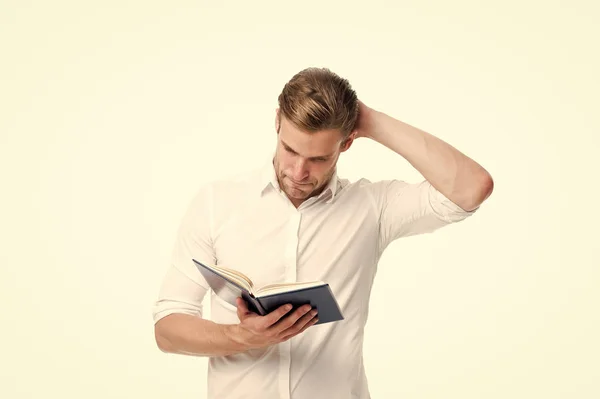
[340, 130, 358, 152]
[274, 108, 280, 134]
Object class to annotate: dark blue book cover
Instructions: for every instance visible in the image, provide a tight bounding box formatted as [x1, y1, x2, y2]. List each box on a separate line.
[192, 259, 344, 325]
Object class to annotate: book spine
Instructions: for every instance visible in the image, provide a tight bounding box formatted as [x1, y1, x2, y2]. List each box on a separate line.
[252, 296, 268, 316]
[242, 291, 268, 316]
[253, 297, 269, 316]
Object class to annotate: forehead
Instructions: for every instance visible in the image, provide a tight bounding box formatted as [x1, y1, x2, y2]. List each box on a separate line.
[279, 116, 343, 156]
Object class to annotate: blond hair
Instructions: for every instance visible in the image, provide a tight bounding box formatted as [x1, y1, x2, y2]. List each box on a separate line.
[277, 67, 359, 138]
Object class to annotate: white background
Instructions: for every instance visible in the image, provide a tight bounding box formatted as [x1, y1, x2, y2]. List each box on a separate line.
[1, 1, 598, 398]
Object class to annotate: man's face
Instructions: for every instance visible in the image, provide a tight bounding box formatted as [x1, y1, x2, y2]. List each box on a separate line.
[273, 110, 354, 207]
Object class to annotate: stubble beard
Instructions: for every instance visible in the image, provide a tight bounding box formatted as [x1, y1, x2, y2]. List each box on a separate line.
[273, 153, 337, 203]
[278, 166, 336, 202]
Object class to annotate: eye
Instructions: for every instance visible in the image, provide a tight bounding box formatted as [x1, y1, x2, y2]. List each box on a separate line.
[313, 158, 328, 163]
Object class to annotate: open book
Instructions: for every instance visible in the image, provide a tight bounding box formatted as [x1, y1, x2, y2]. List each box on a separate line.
[192, 259, 344, 325]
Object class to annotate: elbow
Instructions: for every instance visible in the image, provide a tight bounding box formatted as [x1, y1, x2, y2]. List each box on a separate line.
[154, 322, 174, 353]
[460, 171, 494, 212]
[478, 171, 494, 203]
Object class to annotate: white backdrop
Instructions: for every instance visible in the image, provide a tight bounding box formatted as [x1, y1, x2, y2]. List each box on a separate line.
[1, 1, 598, 398]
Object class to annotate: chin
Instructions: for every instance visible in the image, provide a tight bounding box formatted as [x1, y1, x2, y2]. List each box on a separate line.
[285, 185, 310, 198]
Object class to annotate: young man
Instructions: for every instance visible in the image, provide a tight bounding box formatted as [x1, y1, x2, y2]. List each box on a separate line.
[152, 67, 494, 399]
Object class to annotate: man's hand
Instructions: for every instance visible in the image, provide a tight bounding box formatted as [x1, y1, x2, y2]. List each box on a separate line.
[352, 100, 377, 139]
[226, 297, 319, 350]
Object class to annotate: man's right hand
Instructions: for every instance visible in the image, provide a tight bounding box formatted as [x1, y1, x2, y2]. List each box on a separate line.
[226, 297, 319, 350]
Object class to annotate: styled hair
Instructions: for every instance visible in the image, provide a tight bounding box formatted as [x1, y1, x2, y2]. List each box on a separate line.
[277, 67, 359, 138]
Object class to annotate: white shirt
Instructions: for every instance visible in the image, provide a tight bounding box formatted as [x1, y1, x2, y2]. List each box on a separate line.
[153, 159, 477, 399]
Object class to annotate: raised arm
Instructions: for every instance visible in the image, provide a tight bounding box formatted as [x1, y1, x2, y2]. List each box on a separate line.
[353, 100, 494, 211]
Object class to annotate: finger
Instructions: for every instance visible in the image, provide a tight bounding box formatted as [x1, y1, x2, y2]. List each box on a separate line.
[276, 309, 317, 340]
[297, 315, 319, 334]
[281, 314, 319, 341]
[236, 297, 251, 320]
[270, 304, 312, 334]
[288, 308, 318, 334]
[261, 303, 294, 328]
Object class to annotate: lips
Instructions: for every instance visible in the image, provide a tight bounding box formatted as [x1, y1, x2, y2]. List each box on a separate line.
[288, 178, 310, 186]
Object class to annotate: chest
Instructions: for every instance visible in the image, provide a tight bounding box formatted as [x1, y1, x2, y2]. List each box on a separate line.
[212, 197, 379, 289]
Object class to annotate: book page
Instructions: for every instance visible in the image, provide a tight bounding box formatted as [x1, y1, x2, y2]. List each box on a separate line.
[256, 281, 325, 297]
[211, 265, 254, 292]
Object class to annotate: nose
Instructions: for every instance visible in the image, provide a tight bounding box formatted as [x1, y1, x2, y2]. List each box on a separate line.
[290, 158, 309, 181]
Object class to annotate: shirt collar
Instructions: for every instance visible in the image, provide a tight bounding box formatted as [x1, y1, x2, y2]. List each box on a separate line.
[258, 157, 340, 204]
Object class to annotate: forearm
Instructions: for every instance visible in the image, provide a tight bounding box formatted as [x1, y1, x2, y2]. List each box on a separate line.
[154, 313, 249, 357]
[366, 110, 493, 211]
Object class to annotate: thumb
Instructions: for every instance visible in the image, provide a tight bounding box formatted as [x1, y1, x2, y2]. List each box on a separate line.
[236, 297, 251, 320]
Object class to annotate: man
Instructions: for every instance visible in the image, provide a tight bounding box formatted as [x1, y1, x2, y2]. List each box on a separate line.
[153, 67, 493, 399]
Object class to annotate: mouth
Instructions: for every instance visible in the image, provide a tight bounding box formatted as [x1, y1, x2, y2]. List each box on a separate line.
[287, 178, 311, 187]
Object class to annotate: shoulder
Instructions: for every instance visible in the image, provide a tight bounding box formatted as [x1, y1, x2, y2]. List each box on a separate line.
[337, 176, 411, 198]
[333, 176, 403, 211]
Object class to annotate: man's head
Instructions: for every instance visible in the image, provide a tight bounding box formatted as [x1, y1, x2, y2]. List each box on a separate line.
[273, 67, 359, 207]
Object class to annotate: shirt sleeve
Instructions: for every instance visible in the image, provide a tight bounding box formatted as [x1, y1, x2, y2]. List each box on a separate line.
[369, 179, 478, 251]
[152, 185, 216, 324]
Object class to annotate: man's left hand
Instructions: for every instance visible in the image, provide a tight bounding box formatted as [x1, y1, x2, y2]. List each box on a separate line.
[352, 100, 378, 139]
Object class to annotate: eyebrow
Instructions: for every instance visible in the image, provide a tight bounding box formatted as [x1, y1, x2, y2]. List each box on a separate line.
[281, 140, 334, 160]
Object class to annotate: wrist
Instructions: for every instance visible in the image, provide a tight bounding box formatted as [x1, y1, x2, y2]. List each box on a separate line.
[362, 109, 387, 141]
[223, 324, 252, 352]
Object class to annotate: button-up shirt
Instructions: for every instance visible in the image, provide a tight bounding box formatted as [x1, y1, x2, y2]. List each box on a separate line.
[153, 159, 477, 399]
